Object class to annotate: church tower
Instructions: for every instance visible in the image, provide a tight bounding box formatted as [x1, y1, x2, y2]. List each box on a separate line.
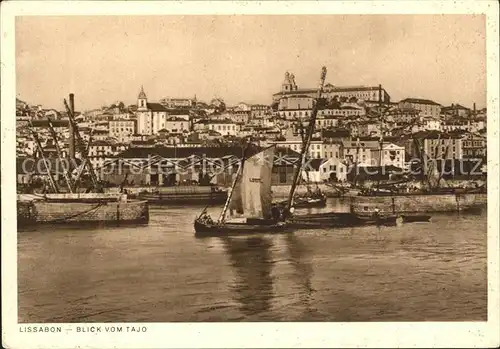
[137, 85, 148, 111]
[281, 72, 298, 93]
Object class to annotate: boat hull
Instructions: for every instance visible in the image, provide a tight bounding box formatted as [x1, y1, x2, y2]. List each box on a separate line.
[136, 191, 227, 205]
[350, 193, 487, 214]
[17, 199, 149, 226]
[401, 214, 431, 223]
[194, 219, 290, 237]
[287, 212, 398, 229]
[293, 197, 327, 208]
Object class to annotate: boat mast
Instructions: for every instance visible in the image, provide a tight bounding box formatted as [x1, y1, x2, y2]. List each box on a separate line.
[286, 66, 327, 211]
[376, 84, 384, 191]
[297, 123, 311, 190]
[217, 142, 250, 224]
[353, 133, 360, 187]
[28, 119, 59, 193]
[72, 129, 94, 190]
[47, 117, 74, 193]
[436, 135, 453, 186]
[63, 95, 99, 189]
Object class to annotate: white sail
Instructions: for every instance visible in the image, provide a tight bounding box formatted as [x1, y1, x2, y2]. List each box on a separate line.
[225, 145, 276, 221]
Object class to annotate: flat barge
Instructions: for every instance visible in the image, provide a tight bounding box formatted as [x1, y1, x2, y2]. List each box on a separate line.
[116, 186, 228, 205]
[17, 193, 149, 227]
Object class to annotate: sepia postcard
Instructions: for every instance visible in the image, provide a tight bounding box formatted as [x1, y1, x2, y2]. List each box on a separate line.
[1, 1, 499, 348]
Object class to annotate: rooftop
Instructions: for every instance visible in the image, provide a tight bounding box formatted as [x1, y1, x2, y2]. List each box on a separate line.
[399, 98, 441, 106]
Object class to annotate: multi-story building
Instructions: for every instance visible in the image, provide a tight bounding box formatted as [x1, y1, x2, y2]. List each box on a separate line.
[316, 115, 339, 129]
[441, 120, 470, 133]
[462, 133, 486, 159]
[166, 109, 190, 121]
[342, 140, 380, 167]
[109, 119, 136, 143]
[164, 117, 190, 133]
[277, 109, 313, 120]
[407, 131, 464, 160]
[370, 143, 406, 169]
[319, 106, 365, 118]
[136, 86, 169, 135]
[441, 103, 471, 118]
[160, 97, 193, 109]
[398, 98, 441, 119]
[272, 139, 326, 159]
[272, 71, 391, 106]
[231, 110, 251, 124]
[250, 104, 270, 118]
[193, 118, 239, 136]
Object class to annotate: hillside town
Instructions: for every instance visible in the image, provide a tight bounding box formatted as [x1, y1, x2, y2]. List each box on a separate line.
[16, 71, 487, 189]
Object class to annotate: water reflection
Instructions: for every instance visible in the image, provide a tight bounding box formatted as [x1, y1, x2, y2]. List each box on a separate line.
[283, 234, 315, 313]
[221, 236, 275, 317]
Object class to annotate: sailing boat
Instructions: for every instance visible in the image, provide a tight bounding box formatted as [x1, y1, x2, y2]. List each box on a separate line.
[193, 144, 288, 237]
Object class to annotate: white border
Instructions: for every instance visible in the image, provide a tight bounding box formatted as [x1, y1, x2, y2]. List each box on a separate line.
[2, 1, 499, 348]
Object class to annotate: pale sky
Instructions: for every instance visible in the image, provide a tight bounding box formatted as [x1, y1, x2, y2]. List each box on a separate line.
[16, 15, 486, 111]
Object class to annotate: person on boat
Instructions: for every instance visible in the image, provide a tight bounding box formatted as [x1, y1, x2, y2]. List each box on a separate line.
[372, 208, 381, 219]
[271, 205, 281, 221]
[198, 211, 214, 225]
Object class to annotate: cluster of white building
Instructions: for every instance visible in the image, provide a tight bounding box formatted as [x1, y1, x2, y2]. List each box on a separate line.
[16, 70, 487, 184]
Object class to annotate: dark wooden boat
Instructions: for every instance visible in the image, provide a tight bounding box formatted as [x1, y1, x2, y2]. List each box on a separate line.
[194, 67, 330, 237]
[287, 211, 398, 229]
[401, 214, 431, 223]
[194, 145, 286, 236]
[194, 218, 288, 237]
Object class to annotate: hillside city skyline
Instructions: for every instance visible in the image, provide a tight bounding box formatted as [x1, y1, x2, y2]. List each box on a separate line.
[16, 15, 486, 111]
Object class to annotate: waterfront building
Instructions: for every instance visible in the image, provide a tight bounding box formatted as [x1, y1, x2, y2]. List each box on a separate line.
[407, 131, 464, 161]
[371, 143, 406, 169]
[398, 98, 441, 119]
[303, 158, 348, 183]
[342, 140, 379, 167]
[97, 145, 301, 187]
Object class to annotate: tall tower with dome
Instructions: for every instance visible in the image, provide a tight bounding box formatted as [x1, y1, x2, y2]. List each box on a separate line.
[281, 72, 298, 93]
[137, 85, 148, 111]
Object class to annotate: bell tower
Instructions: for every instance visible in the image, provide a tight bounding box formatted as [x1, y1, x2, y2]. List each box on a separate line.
[281, 72, 298, 92]
[137, 85, 148, 111]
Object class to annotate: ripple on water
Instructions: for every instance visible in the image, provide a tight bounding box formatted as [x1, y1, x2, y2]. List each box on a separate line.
[17, 203, 488, 322]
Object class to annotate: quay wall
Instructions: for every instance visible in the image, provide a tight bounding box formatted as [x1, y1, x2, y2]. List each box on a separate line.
[105, 186, 225, 195]
[17, 200, 149, 226]
[18, 193, 124, 202]
[351, 193, 487, 214]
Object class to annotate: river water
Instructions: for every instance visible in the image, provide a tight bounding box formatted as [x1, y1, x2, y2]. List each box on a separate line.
[18, 199, 487, 322]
